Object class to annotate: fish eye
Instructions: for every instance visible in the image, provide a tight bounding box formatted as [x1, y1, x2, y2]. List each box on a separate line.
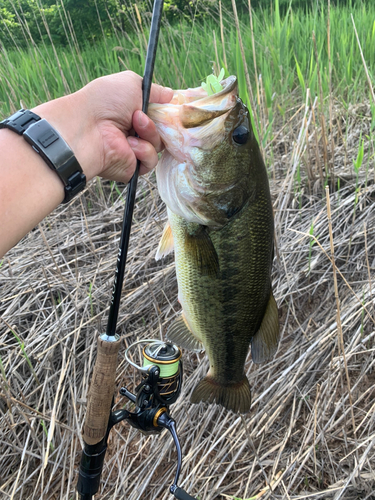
[232, 125, 249, 145]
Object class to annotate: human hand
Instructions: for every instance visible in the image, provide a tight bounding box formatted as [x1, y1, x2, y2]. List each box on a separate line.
[33, 71, 173, 183]
[0, 71, 173, 258]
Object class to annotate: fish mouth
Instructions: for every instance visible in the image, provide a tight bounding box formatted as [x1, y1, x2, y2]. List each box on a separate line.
[148, 76, 238, 159]
[175, 75, 237, 128]
[150, 76, 246, 227]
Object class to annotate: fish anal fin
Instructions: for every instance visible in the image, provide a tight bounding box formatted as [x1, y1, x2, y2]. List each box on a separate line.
[251, 293, 279, 364]
[191, 374, 251, 414]
[185, 227, 219, 277]
[156, 222, 174, 260]
[167, 314, 203, 352]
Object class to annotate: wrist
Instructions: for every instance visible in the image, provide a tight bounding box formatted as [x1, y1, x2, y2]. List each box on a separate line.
[32, 90, 102, 182]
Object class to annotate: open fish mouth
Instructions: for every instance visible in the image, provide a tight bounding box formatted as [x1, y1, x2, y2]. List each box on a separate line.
[171, 75, 238, 128]
[148, 76, 238, 160]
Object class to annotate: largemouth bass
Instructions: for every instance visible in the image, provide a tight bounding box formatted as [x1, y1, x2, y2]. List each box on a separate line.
[148, 76, 279, 413]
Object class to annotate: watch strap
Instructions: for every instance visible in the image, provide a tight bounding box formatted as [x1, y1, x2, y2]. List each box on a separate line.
[0, 109, 41, 135]
[0, 109, 86, 203]
[23, 119, 86, 203]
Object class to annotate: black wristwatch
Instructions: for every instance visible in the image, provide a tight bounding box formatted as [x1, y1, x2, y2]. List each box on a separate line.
[0, 109, 86, 203]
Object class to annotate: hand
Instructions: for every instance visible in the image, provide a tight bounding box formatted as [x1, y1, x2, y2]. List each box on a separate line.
[0, 71, 173, 258]
[33, 71, 173, 183]
[81, 71, 173, 182]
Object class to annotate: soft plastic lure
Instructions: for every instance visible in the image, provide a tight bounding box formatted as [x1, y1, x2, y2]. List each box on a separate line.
[201, 68, 225, 95]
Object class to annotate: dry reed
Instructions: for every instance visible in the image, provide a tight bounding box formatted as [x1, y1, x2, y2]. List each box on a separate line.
[0, 95, 375, 500]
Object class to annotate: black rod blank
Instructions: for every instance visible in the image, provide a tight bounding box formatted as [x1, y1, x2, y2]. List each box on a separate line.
[106, 0, 164, 338]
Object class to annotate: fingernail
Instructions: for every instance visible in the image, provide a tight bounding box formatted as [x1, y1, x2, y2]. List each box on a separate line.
[137, 111, 148, 128]
[128, 136, 139, 147]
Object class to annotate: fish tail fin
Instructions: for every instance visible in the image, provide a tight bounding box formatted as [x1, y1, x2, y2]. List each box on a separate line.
[191, 375, 251, 413]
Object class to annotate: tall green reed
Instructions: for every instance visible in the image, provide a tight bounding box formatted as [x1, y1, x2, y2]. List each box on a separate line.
[0, 0, 374, 193]
[0, 1, 374, 117]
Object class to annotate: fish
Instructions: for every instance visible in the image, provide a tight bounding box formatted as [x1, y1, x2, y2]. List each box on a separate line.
[148, 76, 279, 413]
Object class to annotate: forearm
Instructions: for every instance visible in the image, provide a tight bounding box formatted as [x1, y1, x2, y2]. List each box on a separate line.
[0, 128, 62, 256]
[0, 71, 172, 259]
[0, 91, 96, 258]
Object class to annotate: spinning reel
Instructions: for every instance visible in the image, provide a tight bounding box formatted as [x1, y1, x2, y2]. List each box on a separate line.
[78, 339, 197, 500]
[119, 338, 182, 428]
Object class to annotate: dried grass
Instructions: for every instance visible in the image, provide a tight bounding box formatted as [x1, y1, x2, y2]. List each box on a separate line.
[1, 97, 375, 500]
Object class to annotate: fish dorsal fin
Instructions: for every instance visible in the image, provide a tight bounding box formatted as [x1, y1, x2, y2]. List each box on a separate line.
[155, 222, 174, 260]
[180, 105, 228, 128]
[251, 293, 279, 364]
[167, 313, 203, 352]
[185, 226, 219, 277]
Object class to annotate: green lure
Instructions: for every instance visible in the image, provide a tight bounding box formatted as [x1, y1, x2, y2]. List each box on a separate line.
[201, 68, 225, 95]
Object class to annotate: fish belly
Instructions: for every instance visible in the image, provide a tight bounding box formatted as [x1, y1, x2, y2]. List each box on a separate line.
[167, 186, 275, 413]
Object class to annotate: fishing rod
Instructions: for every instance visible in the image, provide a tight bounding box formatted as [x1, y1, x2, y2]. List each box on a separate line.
[76, 2, 197, 499]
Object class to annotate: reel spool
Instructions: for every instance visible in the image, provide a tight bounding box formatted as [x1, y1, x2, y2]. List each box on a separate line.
[142, 341, 182, 403]
[123, 339, 183, 407]
[143, 342, 181, 377]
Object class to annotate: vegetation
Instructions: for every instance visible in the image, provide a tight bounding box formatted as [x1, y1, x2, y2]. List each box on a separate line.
[1, 0, 362, 49]
[1, 1, 374, 115]
[1, 0, 375, 499]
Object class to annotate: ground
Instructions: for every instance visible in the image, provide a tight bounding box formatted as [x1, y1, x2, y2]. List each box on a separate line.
[1, 97, 375, 500]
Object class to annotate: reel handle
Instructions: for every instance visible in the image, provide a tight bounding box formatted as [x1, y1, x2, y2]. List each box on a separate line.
[171, 487, 198, 500]
[82, 334, 121, 445]
[157, 413, 198, 500]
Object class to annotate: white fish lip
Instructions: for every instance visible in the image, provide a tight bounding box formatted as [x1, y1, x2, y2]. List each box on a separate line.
[148, 76, 238, 161]
[148, 76, 238, 128]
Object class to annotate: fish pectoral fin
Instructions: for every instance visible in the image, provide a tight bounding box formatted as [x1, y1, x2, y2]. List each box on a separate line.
[251, 293, 280, 364]
[166, 313, 204, 352]
[155, 222, 174, 260]
[191, 374, 251, 414]
[185, 227, 219, 277]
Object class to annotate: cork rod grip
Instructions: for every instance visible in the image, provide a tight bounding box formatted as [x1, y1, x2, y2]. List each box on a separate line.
[83, 336, 121, 446]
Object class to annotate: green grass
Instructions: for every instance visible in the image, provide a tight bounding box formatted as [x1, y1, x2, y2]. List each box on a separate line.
[232, 496, 257, 500]
[9, 328, 40, 385]
[307, 219, 315, 276]
[0, 355, 8, 390]
[0, 0, 373, 199]
[353, 134, 365, 217]
[0, 1, 374, 116]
